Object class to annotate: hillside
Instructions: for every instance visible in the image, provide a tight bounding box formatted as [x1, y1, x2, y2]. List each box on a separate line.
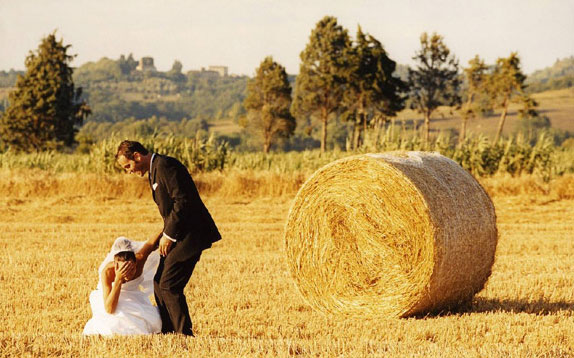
[526, 56, 574, 93]
[208, 87, 574, 141]
[0, 56, 249, 123]
[400, 88, 574, 140]
[1, 55, 573, 147]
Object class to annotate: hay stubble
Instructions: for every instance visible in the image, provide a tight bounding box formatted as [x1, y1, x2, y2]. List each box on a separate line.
[0, 170, 572, 357]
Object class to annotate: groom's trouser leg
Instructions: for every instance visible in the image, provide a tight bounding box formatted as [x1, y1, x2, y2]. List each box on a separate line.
[154, 256, 175, 333]
[157, 251, 201, 336]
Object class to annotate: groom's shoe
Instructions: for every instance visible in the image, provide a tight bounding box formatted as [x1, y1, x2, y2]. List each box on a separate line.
[181, 327, 194, 337]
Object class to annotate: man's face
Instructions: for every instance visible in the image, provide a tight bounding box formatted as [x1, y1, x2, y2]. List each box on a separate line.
[117, 153, 147, 177]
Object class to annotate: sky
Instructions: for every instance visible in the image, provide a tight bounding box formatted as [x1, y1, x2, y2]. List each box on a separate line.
[1, 0, 573, 76]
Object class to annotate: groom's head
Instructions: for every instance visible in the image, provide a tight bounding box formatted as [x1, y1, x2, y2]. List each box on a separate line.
[116, 140, 150, 177]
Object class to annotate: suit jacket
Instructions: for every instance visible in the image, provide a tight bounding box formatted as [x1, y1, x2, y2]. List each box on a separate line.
[149, 154, 221, 257]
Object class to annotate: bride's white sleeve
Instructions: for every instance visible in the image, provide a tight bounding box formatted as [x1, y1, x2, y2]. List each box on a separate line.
[141, 245, 160, 295]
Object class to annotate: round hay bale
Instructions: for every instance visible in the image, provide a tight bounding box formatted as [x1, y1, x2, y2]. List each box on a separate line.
[284, 151, 498, 317]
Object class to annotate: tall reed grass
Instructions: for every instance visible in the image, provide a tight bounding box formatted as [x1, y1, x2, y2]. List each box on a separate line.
[0, 130, 571, 179]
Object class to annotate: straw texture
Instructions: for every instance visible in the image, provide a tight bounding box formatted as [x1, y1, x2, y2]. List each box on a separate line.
[284, 151, 498, 317]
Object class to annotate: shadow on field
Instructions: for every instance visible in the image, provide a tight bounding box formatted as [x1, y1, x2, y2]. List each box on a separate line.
[416, 297, 574, 318]
[470, 297, 574, 315]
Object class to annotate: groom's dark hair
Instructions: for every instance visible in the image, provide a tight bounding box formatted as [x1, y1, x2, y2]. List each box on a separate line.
[114, 251, 136, 262]
[115, 140, 149, 160]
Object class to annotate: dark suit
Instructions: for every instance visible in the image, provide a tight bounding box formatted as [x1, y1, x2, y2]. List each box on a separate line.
[149, 154, 221, 335]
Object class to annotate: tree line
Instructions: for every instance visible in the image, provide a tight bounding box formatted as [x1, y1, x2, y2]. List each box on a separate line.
[244, 16, 541, 153]
[0, 18, 554, 152]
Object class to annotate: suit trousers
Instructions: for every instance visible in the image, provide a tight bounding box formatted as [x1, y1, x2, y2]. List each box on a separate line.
[154, 243, 202, 336]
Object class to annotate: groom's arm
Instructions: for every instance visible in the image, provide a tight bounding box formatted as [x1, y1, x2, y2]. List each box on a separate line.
[136, 230, 162, 261]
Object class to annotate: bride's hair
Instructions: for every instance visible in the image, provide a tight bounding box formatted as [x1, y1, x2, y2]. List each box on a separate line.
[114, 251, 136, 262]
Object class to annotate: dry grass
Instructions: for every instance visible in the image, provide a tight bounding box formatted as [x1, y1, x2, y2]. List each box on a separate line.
[0, 169, 310, 200]
[1, 170, 573, 357]
[210, 118, 243, 136]
[396, 88, 574, 137]
[1, 168, 573, 201]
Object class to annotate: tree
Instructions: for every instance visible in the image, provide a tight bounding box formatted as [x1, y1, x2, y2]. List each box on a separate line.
[74, 57, 122, 83]
[243, 57, 295, 153]
[515, 94, 545, 142]
[343, 26, 406, 149]
[407, 32, 460, 146]
[459, 55, 488, 144]
[228, 102, 245, 122]
[167, 60, 186, 82]
[292, 16, 352, 154]
[489, 52, 528, 143]
[0, 32, 90, 151]
[118, 53, 138, 76]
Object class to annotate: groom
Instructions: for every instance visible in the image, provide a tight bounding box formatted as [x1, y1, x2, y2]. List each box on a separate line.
[115, 140, 221, 336]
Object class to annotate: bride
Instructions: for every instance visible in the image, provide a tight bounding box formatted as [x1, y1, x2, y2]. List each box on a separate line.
[83, 235, 162, 335]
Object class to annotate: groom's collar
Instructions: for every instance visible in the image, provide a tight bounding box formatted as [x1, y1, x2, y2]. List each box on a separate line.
[148, 153, 157, 185]
[149, 153, 156, 175]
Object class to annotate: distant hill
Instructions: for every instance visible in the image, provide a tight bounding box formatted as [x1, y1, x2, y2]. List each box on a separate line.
[0, 55, 249, 124]
[1, 54, 572, 134]
[73, 55, 249, 123]
[526, 56, 574, 93]
[0, 70, 24, 87]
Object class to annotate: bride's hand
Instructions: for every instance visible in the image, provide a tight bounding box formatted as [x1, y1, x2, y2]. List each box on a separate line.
[115, 261, 136, 283]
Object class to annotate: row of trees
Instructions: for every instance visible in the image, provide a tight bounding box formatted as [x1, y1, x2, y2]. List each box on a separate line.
[0, 18, 539, 153]
[243, 16, 538, 153]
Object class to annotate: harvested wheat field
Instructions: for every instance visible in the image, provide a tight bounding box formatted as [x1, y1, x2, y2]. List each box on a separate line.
[1, 170, 573, 357]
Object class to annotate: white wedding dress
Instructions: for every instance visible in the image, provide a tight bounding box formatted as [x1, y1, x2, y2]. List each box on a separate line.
[83, 237, 162, 335]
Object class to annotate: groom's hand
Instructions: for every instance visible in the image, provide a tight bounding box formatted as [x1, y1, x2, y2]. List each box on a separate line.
[159, 236, 173, 256]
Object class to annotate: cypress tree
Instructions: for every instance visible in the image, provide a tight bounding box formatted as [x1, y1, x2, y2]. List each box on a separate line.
[243, 57, 295, 153]
[292, 16, 352, 154]
[489, 52, 528, 143]
[343, 26, 406, 149]
[459, 55, 488, 144]
[0, 32, 90, 151]
[408, 32, 460, 147]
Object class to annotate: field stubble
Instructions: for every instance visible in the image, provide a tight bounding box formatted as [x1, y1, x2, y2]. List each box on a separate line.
[1, 170, 573, 357]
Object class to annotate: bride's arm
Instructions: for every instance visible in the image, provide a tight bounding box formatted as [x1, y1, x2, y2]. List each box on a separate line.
[102, 262, 135, 314]
[134, 230, 163, 275]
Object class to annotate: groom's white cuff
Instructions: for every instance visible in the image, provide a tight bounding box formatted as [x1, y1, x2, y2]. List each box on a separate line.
[162, 233, 176, 242]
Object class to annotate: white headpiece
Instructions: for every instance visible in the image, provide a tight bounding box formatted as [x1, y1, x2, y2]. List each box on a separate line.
[95, 237, 159, 293]
[110, 236, 135, 257]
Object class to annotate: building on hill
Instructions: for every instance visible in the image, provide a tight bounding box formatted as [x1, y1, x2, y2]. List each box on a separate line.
[208, 66, 228, 77]
[189, 66, 228, 78]
[136, 57, 157, 72]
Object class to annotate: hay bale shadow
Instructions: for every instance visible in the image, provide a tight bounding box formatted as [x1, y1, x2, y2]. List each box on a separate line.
[471, 297, 574, 315]
[411, 297, 574, 319]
